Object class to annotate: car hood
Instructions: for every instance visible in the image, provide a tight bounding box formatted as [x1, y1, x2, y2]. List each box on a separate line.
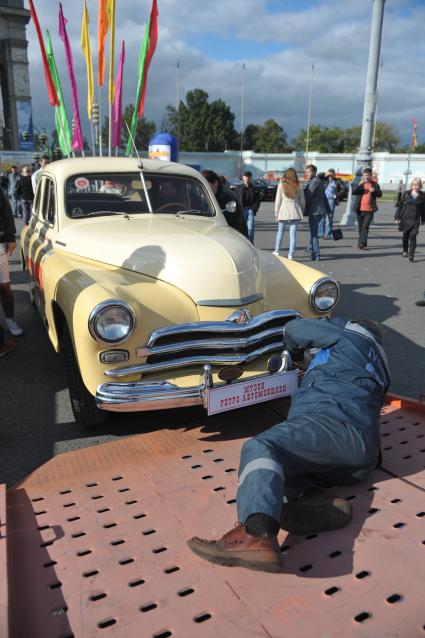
[59, 216, 264, 304]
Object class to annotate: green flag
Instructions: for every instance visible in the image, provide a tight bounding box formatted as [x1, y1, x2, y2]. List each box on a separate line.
[45, 29, 72, 157]
[125, 0, 158, 156]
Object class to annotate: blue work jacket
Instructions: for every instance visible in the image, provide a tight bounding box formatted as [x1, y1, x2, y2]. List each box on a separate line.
[284, 317, 390, 433]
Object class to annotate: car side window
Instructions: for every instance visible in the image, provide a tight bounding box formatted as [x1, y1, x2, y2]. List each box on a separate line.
[44, 178, 56, 225]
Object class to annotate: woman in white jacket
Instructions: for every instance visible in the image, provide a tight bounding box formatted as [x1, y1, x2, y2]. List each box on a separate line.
[273, 168, 305, 259]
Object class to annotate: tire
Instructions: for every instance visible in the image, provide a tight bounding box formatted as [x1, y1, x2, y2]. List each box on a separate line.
[61, 325, 110, 428]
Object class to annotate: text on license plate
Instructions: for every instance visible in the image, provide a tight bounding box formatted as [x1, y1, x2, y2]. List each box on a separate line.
[206, 370, 298, 416]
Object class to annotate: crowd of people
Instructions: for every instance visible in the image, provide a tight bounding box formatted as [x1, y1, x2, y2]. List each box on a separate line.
[0, 155, 50, 357]
[202, 163, 423, 265]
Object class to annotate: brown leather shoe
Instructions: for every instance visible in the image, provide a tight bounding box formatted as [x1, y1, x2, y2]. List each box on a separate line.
[280, 492, 352, 536]
[187, 524, 283, 572]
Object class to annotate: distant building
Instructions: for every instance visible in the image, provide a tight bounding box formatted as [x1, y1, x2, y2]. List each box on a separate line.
[0, 1, 33, 151]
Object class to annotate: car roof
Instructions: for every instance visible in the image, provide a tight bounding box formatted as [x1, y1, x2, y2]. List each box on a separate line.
[42, 157, 202, 181]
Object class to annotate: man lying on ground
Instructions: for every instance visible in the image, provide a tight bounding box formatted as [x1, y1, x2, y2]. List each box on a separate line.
[188, 316, 390, 573]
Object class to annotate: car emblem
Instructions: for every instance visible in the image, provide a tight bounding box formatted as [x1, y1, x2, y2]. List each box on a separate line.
[226, 308, 253, 325]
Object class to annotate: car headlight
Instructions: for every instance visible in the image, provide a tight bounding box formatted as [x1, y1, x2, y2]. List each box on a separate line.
[89, 300, 136, 344]
[309, 278, 340, 312]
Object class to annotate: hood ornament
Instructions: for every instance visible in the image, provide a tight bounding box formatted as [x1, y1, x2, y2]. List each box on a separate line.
[226, 308, 253, 325]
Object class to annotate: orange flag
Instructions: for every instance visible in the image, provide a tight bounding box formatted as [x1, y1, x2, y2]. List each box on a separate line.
[98, 0, 109, 86]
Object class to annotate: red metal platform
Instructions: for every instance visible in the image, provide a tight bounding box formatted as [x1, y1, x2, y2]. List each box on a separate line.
[2, 396, 425, 638]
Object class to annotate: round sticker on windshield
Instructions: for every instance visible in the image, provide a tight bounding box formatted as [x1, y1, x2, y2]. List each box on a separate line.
[75, 177, 89, 189]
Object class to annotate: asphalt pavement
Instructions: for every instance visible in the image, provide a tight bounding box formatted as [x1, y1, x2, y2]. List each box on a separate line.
[1, 200, 424, 485]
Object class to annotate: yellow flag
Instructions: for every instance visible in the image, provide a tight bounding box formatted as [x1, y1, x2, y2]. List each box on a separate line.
[107, 0, 115, 103]
[81, 1, 94, 118]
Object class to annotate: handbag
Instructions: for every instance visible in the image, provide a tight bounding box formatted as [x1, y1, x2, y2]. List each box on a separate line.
[324, 210, 343, 240]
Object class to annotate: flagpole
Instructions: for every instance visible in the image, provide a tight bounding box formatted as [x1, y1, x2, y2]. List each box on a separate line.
[98, 86, 103, 156]
[305, 63, 314, 169]
[108, 101, 112, 156]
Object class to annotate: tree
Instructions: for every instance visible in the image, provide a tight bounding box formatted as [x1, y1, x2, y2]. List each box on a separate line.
[291, 121, 401, 153]
[101, 105, 156, 152]
[242, 123, 260, 150]
[164, 89, 239, 151]
[291, 125, 346, 153]
[252, 119, 289, 153]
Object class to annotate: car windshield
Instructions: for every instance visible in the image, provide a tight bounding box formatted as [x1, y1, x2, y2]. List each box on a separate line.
[65, 172, 215, 218]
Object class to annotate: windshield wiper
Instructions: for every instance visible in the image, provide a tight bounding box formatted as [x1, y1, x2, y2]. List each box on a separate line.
[175, 209, 205, 216]
[71, 210, 131, 218]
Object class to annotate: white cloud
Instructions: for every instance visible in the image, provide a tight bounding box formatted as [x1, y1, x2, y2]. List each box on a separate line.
[25, 0, 425, 146]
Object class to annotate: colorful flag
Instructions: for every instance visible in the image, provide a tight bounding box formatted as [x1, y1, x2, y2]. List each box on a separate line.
[138, 0, 158, 118]
[98, 0, 109, 87]
[125, 0, 158, 155]
[28, 0, 60, 106]
[412, 119, 418, 149]
[45, 29, 72, 156]
[81, 1, 94, 119]
[59, 3, 84, 151]
[111, 41, 125, 148]
[107, 0, 116, 104]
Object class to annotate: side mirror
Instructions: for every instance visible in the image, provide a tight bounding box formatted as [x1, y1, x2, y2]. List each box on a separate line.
[223, 200, 237, 214]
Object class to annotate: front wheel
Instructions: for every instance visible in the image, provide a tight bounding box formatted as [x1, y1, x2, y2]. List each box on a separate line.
[61, 325, 109, 428]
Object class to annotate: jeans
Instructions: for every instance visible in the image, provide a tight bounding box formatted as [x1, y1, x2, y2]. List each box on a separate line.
[357, 212, 374, 247]
[21, 200, 33, 225]
[244, 208, 255, 243]
[318, 200, 335, 238]
[236, 414, 381, 524]
[9, 194, 19, 217]
[274, 220, 298, 257]
[308, 214, 322, 260]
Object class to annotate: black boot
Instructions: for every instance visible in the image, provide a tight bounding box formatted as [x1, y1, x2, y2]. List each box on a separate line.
[280, 491, 352, 536]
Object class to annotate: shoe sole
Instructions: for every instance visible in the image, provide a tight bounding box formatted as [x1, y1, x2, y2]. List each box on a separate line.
[187, 540, 283, 573]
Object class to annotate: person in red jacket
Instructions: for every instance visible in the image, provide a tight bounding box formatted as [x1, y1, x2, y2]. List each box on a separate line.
[352, 167, 382, 250]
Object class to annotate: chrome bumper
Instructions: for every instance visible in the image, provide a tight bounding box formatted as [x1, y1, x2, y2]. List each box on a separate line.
[97, 357, 293, 413]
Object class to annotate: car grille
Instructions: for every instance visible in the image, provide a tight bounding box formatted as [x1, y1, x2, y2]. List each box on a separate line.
[104, 310, 300, 379]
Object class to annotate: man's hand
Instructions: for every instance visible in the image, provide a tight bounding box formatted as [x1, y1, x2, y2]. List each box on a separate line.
[6, 242, 16, 256]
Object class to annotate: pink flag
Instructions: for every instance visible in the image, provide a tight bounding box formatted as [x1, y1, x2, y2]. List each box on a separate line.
[111, 41, 125, 149]
[59, 3, 83, 151]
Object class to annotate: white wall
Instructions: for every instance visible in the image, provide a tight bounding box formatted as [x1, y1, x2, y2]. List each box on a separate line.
[178, 150, 425, 188]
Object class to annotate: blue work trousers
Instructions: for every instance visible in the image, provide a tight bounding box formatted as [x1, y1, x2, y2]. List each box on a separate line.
[236, 415, 380, 525]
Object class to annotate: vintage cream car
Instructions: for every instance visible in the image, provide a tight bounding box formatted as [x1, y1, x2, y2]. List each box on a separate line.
[21, 158, 339, 427]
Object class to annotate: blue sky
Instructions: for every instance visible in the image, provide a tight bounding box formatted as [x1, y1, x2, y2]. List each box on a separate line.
[25, 0, 425, 147]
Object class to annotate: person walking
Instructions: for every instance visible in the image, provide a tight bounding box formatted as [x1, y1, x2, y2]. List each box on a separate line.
[273, 168, 305, 259]
[15, 165, 34, 225]
[187, 317, 388, 573]
[394, 177, 425, 262]
[352, 167, 382, 250]
[0, 189, 23, 336]
[238, 171, 262, 244]
[201, 170, 248, 237]
[304, 164, 331, 261]
[31, 154, 49, 193]
[318, 169, 345, 239]
[7, 165, 20, 218]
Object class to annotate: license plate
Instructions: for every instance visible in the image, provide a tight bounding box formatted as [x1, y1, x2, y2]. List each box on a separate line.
[206, 370, 298, 416]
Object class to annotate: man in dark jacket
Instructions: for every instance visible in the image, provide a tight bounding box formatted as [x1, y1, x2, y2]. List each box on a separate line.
[201, 170, 248, 238]
[304, 164, 331, 260]
[318, 169, 347, 238]
[15, 165, 34, 225]
[0, 190, 24, 336]
[188, 316, 389, 572]
[352, 167, 382, 250]
[238, 170, 262, 244]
